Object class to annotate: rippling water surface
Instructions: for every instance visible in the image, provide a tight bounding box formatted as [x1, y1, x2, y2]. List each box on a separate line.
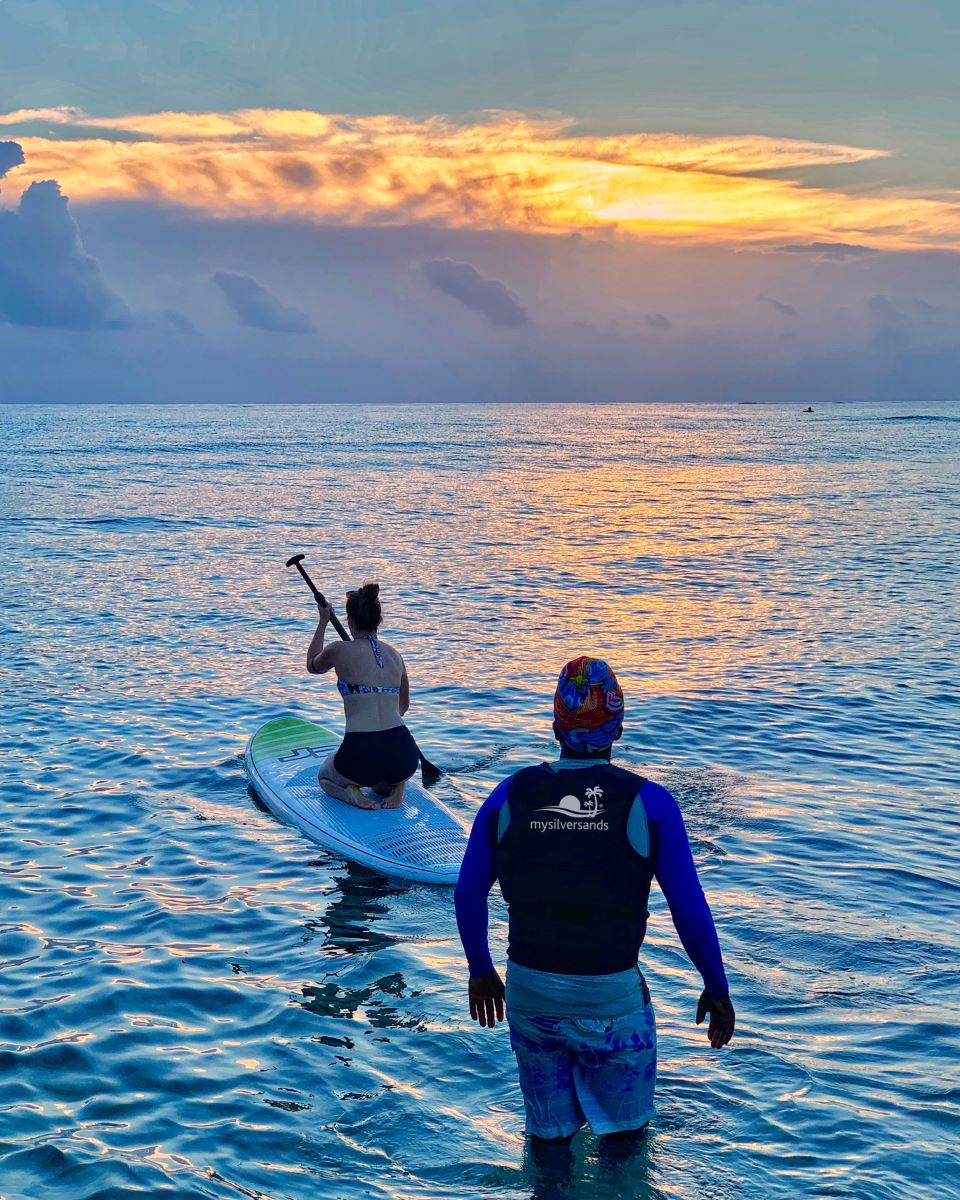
[1, 402, 958, 1200]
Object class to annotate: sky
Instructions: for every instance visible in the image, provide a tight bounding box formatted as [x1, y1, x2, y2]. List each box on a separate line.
[1, 0, 958, 403]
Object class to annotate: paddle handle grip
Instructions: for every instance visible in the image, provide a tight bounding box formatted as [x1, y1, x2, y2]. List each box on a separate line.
[315, 591, 350, 643]
[291, 560, 350, 641]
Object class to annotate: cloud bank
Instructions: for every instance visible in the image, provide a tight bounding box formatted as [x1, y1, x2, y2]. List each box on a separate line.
[422, 258, 528, 327]
[773, 242, 877, 261]
[3, 107, 959, 250]
[212, 271, 316, 332]
[2, 118, 957, 407]
[0, 141, 128, 329]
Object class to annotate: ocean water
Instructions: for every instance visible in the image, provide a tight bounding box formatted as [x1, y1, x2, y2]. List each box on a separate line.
[1, 401, 958, 1200]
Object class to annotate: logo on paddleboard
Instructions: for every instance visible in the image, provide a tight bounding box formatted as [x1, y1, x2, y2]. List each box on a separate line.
[277, 745, 330, 762]
[531, 786, 609, 831]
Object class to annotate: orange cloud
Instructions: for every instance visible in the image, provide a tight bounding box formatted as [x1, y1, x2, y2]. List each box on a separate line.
[0, 106, 85, 125]
[2, 107, 959, 250]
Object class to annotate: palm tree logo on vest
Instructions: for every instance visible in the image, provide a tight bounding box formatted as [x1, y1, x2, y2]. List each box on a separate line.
[536, 786, 606, 818]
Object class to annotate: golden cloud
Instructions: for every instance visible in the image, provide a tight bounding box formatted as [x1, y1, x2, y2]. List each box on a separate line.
[2, 107, 958, 249]
[0, 106, 85, 125]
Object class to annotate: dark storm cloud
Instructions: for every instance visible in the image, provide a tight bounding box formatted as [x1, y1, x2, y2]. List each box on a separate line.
[644, 312, 671, 330]
[10, 197, 959, 407]
[0, 141, 25, 176]
[212, 271, 316, 332]
[760, 296, 798, 317]
[774, 241, 876, 261]
[421, 258, 529, 328]
[0, 147, 130, 329]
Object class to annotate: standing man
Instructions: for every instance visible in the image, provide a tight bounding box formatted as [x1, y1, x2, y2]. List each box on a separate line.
[454, 656, 735, 1154]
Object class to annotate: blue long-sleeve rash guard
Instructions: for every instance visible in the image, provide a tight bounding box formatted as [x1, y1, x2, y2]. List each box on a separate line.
[454, 771, 729, 997]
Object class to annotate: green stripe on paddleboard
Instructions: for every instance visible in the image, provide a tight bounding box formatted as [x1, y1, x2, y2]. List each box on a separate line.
[251, 719, 338, 757]
[254, 718, 316, 738]
[254, 729, 336, 751]
[253, 718, 331, 740]
[254, 725, 337, 744]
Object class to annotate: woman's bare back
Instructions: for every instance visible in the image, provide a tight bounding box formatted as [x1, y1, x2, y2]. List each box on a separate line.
[336, 636, 409, 732]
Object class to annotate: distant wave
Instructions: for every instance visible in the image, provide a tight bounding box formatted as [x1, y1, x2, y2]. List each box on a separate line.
[1, 514, 260, 532]
[880, 414, 960, 424]
[83, 514, 265, 531]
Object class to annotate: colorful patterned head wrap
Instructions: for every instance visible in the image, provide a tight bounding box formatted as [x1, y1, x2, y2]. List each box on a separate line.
[553, 656, 624, 751]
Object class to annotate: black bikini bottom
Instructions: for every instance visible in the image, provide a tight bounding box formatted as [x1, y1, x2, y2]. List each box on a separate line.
[333, 725, 419, 787]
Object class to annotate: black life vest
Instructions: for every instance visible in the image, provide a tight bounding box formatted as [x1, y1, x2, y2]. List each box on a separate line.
[493, 762, 655, 975]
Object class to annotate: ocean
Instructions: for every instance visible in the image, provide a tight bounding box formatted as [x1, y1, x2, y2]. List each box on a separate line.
[1, 401, 958, 1199]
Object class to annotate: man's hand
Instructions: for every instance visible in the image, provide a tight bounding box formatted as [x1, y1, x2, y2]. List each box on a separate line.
[468, 970, 505, 1028]
[696, 990, 735, 1048]
[316, 602, 333, 626]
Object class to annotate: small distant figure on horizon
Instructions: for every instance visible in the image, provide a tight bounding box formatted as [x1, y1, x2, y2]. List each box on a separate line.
[306, 583, 418, 810]
[803, 406, 815, 412]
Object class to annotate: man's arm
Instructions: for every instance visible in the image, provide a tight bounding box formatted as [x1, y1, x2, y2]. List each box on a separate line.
[644, 781, 735, 1047]
[454, 780, 509, 1027]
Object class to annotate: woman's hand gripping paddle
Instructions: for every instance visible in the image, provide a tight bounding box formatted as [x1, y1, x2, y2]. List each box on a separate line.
[285, 555, 443, 787]
[286, 554, 350, 640]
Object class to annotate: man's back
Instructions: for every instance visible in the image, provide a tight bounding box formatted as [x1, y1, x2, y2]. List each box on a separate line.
[494, 761, 654, 975]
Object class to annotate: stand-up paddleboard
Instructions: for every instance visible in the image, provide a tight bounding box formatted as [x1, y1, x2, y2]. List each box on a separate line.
[245, 716, 468, 885]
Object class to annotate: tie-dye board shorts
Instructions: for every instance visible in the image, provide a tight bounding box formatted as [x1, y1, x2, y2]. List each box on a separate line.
[507, 1001, 657, 1139]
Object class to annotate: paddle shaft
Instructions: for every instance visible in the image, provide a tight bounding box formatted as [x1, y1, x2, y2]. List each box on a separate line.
[289, 559, 350, 641]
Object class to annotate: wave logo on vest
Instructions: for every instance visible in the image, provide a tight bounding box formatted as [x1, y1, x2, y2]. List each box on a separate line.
[530, 786, 610, 831]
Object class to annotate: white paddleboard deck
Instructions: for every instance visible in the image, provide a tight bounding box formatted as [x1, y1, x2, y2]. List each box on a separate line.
[245, 716, 468, 885]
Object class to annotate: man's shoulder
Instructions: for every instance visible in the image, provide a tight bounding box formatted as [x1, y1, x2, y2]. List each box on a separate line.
[631, 777, 681, 821]
[506, 761, 647, 787]
[481, 776, 515, 809]
[492, 763, 555, 802]
[508, 762, 553, 782]
[605, 761, 648, 786]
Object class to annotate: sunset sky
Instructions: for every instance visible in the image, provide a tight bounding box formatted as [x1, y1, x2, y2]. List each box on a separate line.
[1, 1, 957, 403]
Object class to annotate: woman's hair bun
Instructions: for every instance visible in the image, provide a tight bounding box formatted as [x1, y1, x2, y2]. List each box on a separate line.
[347, 581, 383, 632]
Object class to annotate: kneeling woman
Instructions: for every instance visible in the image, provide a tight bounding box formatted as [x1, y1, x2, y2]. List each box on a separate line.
[306, 583, 419, 809]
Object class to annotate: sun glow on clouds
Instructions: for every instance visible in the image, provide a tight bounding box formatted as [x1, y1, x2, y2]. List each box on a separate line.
[4, 106, 960, 250]
[0, 107, 86, 125]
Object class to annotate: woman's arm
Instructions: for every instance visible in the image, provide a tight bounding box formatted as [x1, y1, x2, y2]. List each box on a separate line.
[399, 660, 410, 716]
[306, 605, 340, 674]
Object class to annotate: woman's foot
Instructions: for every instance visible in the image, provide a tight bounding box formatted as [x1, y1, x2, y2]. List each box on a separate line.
[343, 783, 382, 810]
[380, 781, 406, 809]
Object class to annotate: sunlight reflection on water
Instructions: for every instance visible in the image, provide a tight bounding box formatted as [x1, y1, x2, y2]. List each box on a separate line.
[1, 402, 958, 1199]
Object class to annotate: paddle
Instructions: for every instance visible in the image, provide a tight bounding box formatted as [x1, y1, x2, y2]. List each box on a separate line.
[286, 554, 351, 640]
[285, 555, 443, 787]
